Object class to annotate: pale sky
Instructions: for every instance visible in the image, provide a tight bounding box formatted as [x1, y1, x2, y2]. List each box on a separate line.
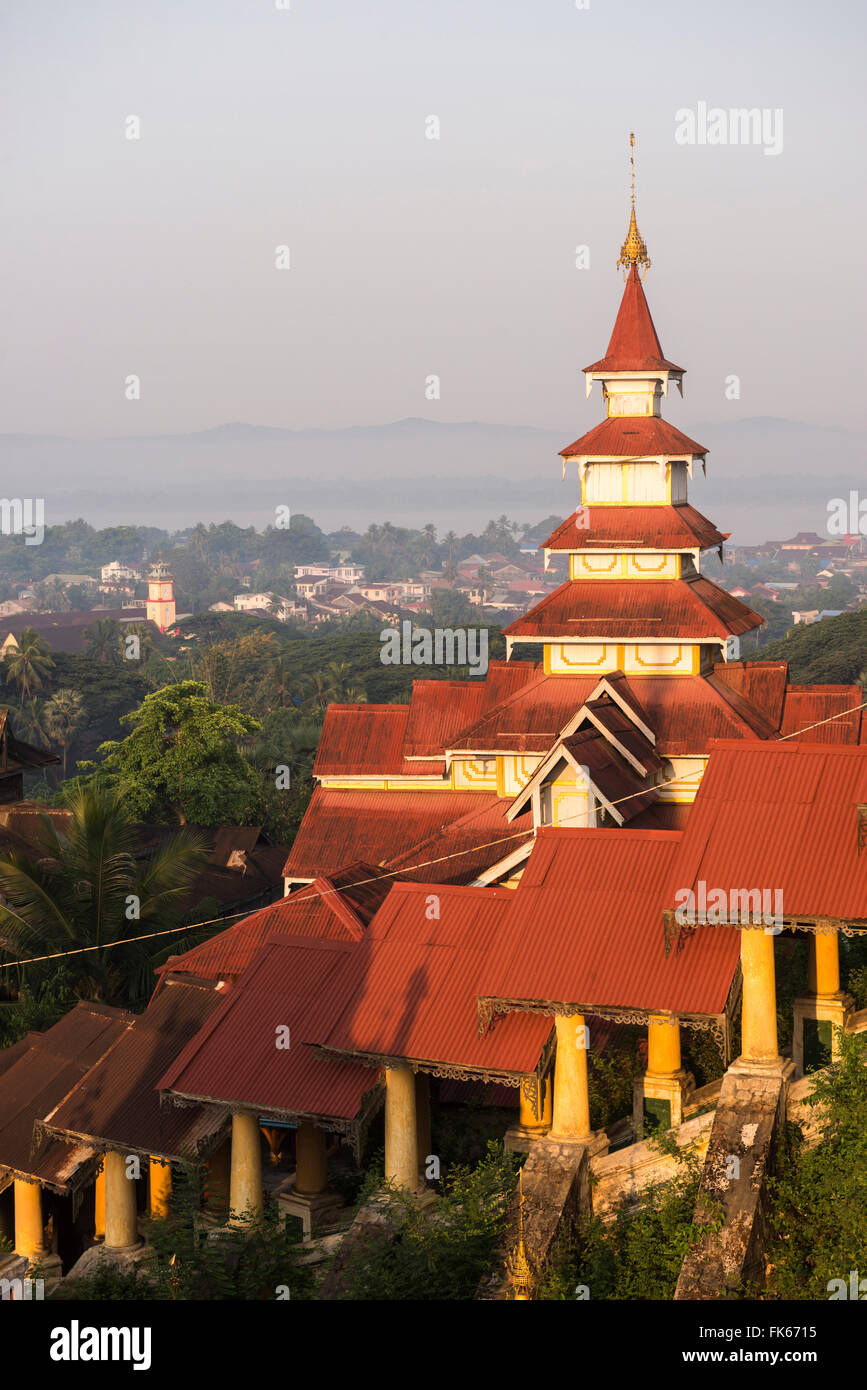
[1, 0, 865, 439]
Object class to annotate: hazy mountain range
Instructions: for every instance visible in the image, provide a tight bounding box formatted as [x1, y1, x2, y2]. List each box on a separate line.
[1, 416, 861, 545]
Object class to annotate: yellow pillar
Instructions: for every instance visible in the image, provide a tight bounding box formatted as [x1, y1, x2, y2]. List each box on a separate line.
[647, 1015, 681, 1075]
[385, 1064, 418, 1191]
[94, 1164, 106, 1241]
[103, 1151, 140, 1251]
[295, 1123, 327, 1197]
[551, 1014, 591, 1140]
[740, 928, 779, 1063]
[519, 1073, 552, 1130]
[415, 1072, 432, 1170]
[149, 1158, 172, 1219]
[228, 1112, 264, 1226]
[13, 1179, 46, 1261]
[807, 932, 840, 997]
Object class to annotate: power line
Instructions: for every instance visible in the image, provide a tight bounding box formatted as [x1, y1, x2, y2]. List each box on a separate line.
[1, 692, 864, 971]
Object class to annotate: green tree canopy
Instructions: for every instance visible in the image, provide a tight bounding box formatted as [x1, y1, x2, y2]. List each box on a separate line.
[80, 680, 262, 825]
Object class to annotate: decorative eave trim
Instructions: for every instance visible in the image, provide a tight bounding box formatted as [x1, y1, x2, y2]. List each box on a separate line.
[33, 1109, 231, 1169]
[158, 1081, 384, 1163]
[311, 1035, 555, 1093]
[662, 907, 867, 957]
[477, 996, 727, 1060]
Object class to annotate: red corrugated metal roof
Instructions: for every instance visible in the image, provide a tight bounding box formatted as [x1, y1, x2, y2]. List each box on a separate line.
[479, 828, 739, 1016]
[503, 577, 763, 641]
[41, 979, 226, 1161]
[283, 787, 506, 879]
[447, 670, 780, 757]
[159, 936, 379, 1124]
[313, 704, 444, 778]
[402, 663, 537, 758]
[542, 504, 726, 552]
[160, 876, 366, 983]
[712, 661, 789, 729]
[583, 265, 685, 375]
[663, 740, 867, 923]
[315, 884, 553, 1075]
[560, 416, 706, 460]
[381, 797, 531, 884]
[0, 1002, 134, 1187]
[779, 685, 863, 744]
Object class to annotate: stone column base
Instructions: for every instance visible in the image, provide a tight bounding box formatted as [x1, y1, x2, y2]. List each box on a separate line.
[633, 1069, 695, 1133]
[503, 1123, 552, 1154]
[792, 992, 854, 1078]
[545, 1129, 609, 1159]
[277, 1187, 344, 1242]
[728, 1055, 795, 1085]
[62, 1240, 155, 1285]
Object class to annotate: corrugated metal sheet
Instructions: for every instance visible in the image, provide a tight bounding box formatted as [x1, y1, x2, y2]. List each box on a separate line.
[313, 704, 444, 778]
[161, 876, 366, 982]
[317, 884, 553, 1074]
[41, 980, 226, 1161]
[447, 671, 780, 757]
[663, 740, 867, 923]
[559, 416, 706, 461]
[0, 1002, 134, 1186]
[402, 663, 536, 758]
[282, 787, 507, 878]
[504, 577, 763, 640]
[542, 504, 726, 553]
[159, 938, 379, 1124]
[712, 661, 789, 729]
[479, 828, 739, 1016]
[381, 797, 531, 884]
[779, 685, 863, 744]
[583, 264, 684, 375]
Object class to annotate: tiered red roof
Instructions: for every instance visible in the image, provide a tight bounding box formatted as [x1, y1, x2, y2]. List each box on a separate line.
[542, 504, 727, 553]
[503, 576, 763, 641]
[446, 669, 780, 757]
[584, 264, 684, 375]
[559, 416, 707, 461]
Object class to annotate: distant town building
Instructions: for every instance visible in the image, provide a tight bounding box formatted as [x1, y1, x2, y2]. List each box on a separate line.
[101, 560, 142, 584]
[146, 562, 176, 633]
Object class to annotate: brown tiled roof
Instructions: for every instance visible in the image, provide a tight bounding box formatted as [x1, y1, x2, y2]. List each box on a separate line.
[39, 979, 227, 1162]
[0, 1002, 134, 1189]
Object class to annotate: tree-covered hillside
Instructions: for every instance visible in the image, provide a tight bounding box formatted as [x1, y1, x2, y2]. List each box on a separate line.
[759, 606, 867, 685]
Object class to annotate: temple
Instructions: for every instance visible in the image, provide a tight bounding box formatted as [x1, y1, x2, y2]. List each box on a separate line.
[2, 147, 865, 1299]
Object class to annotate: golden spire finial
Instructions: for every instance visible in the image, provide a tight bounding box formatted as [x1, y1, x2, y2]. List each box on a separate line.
[617, 132, 651, 280]
[506, 1169, 534, 1300]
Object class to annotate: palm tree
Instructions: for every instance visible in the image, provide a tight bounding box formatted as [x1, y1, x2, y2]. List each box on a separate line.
[82, 617, 123, 665]
[10, 697, 51, 749]
[3, 628, 54, 699]
[43, 688, 87, 776]
[0, 785, 210, 1005]
[300, 671, 334, 713]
